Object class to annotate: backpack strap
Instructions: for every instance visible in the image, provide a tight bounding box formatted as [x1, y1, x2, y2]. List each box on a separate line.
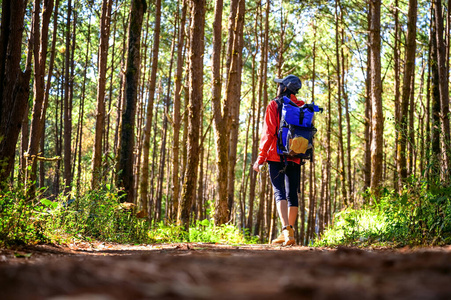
[299, 110, 304, 125]
[274, 97, 288, 166]
[274, 96, 283, 140]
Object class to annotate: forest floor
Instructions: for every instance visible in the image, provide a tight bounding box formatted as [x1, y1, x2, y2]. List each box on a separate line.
[1, 242, 451, 300]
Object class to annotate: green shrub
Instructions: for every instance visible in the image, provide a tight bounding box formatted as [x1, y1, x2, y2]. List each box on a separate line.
[1, 185, 255, 246]
[316, 178, 451, 247]
[47, 187, 150, 244]
[147, 219, 256, 244]
[0, 189, 50, 245]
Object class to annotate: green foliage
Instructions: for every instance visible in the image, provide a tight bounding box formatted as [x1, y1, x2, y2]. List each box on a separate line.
[0, 189, 50, 245]
[0, 186, 255, 246]
[46, 188, 150, 244]
[147, 219, 257, 244]
[316, 179, 451, 247]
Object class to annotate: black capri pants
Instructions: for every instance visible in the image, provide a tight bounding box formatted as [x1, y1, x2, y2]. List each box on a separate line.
[268, 161, 300, 207]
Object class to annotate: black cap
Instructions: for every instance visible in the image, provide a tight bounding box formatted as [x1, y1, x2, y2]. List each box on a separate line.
[274, 75, 302, 93]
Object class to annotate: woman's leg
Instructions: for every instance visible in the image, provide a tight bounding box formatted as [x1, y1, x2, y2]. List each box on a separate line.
[268, 161, 288, 226]
[285, 162, 301, 226]
[276, 200, 289, 227]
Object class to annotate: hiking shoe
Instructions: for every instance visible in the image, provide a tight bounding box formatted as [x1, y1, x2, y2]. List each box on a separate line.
[283, 225, 295, 246]
[271, 226, 295, 246]
[271, 232, 285, 244]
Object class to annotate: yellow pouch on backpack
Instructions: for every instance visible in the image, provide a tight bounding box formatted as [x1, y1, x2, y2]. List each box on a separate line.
[289, 136, 308, 155]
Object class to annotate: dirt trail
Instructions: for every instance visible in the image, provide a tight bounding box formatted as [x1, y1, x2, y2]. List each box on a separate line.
[1, 243, 451, 299]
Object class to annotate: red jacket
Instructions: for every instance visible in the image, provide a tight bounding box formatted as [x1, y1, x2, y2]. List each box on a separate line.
[256, 94, 305, 165]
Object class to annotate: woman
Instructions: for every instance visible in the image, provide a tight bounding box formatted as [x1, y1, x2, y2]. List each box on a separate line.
[253, 74, 304, 246]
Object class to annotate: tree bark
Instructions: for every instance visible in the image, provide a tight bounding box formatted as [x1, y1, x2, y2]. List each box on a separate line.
[0, 0, 32, 185]
[326, 61, 332, 226]
[26, 0, 55, 195]
[171, 0, 187, 220]
[178, 0, 205, 230]
[91, 0, 113, 189]
[156, 37, 175, 222]
[364, 0, 372, 192]
[342, 28, 353, 204]
[226, 0, 245, 221]
[369, 0, 384, 194]
[140, 0, 160, 216]
[335, 0, 347, 205]
[434, 0, 451, 181]
[117, 0, 147, 203]
[62, 0, 73, 195]
[431, 5, 441, 176]
[397, 0, 417, 190]
[393, 0, 400, 192]
[211, 0, 229, 225]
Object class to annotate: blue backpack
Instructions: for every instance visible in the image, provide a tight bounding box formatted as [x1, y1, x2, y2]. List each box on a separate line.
[275, 96, 323, 163]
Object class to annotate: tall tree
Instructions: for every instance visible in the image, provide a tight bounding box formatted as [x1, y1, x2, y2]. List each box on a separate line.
[431, 4, 441, 176]
[26, 0, 55, 195]
[397, 0, 417, 190]
[364, 0, 372, 192]
[393, 0, 400, 191]
[369, 0, 383, 193]
[434, 0, 451, 180]
[178, 0, 205, 230]
[63, 0, 73, 195]
[155, 36, 175, 222]
[211, 0, 229, 225]
[335, 0, 347, 205]
[226, 0, 245, 221]
[0, 0, 32, 185]
[117, 0, 147, 203]
[91, 0, 113, 189]
[171, 0, 187, 220]
[140, 0, 161, 216]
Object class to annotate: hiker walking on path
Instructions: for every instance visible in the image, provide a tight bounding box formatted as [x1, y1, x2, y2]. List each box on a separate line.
[253, 75, 304, 246]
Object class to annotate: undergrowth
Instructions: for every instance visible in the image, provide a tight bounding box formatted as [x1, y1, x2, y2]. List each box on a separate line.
[0, 185, 254, 247]
[316, 177, 451, 247]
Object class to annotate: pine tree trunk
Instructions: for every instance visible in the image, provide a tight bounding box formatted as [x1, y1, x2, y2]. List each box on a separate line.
[156, 37, 175, 222]
[364, 0, 372, 192]
[113, 6, 128, 182]
[246, 2, 263, 231]
[335, 0, 347, 205]
[54, 78, 62, 195]
[397, 0, 417, 189]
[26, 0, 55, 196]
[178, 0, 205, 230]
[197, 123, 205, 221]
[20, 103, 29, 185]
[342, 30, 353, 204]
[92, 0, 113, 189]
[62, 0, 73, 195]
[139, 0, 160, 214]
[425, 32, 432, 179]
[0, 0, 32, 185]
[118, 0, 147, 203]
[171, 0, 187, 220]
[226, 0, 245, 220]
[408, 74, 416, 177]
[76, 12, 91, 193]
[431, 7, 441, 176]
[393, 0, 400, 192]
[326, 62, 332, 227]
[369, 0, 383, 193]
[239, 112, 251, 228]
[211, 0, 229, 225]
[434, 0, 451, 180]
